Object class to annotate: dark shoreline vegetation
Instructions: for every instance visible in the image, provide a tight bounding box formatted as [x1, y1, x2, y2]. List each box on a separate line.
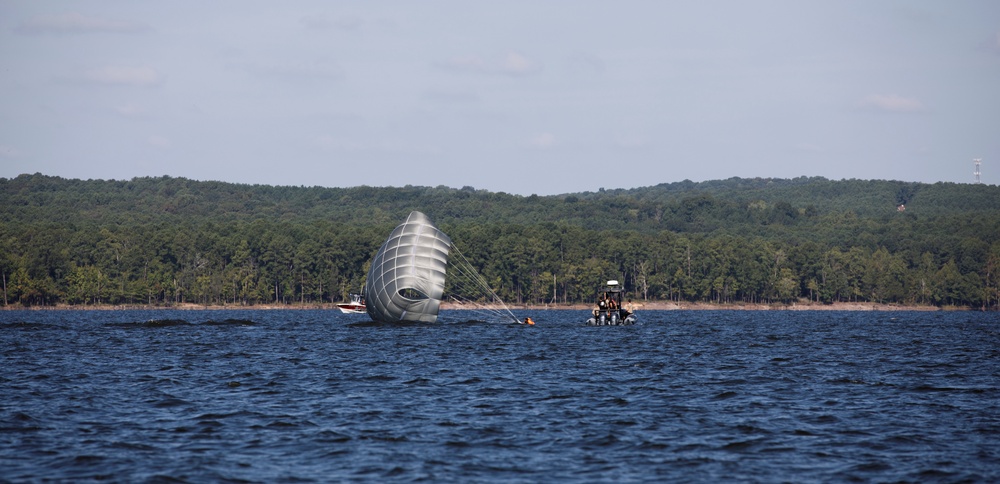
[2, 173, 998, 310]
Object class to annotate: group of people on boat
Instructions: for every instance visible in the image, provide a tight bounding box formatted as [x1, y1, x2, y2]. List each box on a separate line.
[587, 280, 637, 326]
[590, 298, 636, 325]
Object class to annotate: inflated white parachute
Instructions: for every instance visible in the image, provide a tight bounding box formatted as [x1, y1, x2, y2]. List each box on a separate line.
[364, 211, 452, 323]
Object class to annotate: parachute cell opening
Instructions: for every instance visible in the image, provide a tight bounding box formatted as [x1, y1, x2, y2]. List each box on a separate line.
[397, 288, 429, 301]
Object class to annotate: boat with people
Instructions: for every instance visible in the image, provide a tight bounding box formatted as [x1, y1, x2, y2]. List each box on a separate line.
[586, 280, 637, 326]
[336, 293, 367, 314]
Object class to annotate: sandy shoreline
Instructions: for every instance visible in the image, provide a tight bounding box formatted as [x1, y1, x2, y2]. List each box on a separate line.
[2, 301, 959, 311]
[458, 301, 951, 311]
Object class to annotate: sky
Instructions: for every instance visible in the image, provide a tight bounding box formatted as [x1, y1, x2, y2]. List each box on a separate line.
[1, 1, 998, 195]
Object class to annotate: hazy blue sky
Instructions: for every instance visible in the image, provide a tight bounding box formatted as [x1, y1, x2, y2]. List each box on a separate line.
[2, 1, 998, 195]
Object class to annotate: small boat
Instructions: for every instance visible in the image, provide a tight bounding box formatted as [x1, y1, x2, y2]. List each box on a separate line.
[586, 280, 637, 326]
[337, 293, 367, 314]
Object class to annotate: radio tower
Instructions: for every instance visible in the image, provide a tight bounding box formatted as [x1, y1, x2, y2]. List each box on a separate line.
[973, 158, 982, 184]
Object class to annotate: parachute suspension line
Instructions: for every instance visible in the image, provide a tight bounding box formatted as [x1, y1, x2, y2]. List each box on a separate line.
[446, 262, 516, 323]
[447, 245, 519, 324]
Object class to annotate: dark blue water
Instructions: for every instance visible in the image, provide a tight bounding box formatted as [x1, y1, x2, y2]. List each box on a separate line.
[1, 309, 998, 482]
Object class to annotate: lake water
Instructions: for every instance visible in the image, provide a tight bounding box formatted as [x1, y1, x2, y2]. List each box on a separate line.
[1, 309, 998, 482]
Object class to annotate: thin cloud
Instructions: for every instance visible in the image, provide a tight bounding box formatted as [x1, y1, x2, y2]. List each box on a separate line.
[16, 12, 149, 35]
[147, 135, 171, 149]
[567, 52, 606, 75]
[0, 145, 21, 158]
[528, 132, 557, 149]
[614, 134, 648, 149]
[501, 52, 537, 75]
[795, 143, 824, 152]
[422, 89, 481, 105]
[236, 59, 345, 82]
[114, 104, 146, 118]
[75, 66, 162, 87]
[300, 14, 363, 32]
[858, 94, 925, 113]
[437, 55, 488, 72]
[435, 51, 541, 77]
[982, 31, 1000, 55]
[314, 135, 440, 155]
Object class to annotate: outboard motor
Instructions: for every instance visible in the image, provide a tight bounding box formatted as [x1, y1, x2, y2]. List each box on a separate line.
[610, 312, 619, 325]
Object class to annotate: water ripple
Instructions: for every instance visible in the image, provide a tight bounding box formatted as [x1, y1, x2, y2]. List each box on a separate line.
[1, 309, 998, 482]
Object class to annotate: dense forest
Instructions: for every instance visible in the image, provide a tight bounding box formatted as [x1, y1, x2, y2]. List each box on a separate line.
[2, 173, 998, 309]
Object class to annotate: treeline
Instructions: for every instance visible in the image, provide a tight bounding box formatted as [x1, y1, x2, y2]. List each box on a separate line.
[1, 173, 998, 309]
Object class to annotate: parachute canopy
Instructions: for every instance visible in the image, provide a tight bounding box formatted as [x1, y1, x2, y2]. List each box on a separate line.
[364, 211, 452, 323]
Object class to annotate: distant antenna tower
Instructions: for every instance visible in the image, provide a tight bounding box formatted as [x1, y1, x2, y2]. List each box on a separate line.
[973, 158, 982, 184]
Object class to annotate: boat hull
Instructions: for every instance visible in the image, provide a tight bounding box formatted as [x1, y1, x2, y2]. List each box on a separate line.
[586, 312, 637, 326]
[337, 304, 366, 314]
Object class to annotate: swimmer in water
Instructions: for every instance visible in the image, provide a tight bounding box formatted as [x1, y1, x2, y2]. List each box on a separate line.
[523, 317, 535, 325]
